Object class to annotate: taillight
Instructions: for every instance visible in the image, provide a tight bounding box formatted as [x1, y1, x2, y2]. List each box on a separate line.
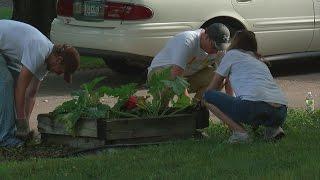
[104, 2, 125, 19]
[57, 0, 73, 17]
[104, 2, 153, 20]
[56, 0, 153, 21]
[123, 4, 153, 20]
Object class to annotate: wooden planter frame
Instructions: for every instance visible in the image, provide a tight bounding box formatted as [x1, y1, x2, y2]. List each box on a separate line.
[37, 109, 209, 148]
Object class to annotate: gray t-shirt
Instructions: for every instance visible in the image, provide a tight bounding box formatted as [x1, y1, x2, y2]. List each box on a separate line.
[216, 49, 288, 105]
[148, 29, 217, 76]
[0, 20, 53, 81]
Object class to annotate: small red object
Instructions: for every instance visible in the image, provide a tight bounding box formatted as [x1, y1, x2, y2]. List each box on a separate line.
[124, 96, 138, 110]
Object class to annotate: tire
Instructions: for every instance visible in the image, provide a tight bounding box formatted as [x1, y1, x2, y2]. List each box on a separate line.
[103, 57, 149, 75]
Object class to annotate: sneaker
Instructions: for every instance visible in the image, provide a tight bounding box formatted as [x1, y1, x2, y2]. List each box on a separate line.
[228, 131, 250, 144]
[264, 127, 285, 141]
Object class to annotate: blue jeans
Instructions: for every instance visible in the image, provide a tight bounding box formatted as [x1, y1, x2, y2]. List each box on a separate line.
[0, 54, 23, 147]
[204, 90, 287, 127]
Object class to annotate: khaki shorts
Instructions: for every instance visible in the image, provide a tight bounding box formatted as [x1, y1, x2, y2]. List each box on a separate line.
[147, 65, 215, 100]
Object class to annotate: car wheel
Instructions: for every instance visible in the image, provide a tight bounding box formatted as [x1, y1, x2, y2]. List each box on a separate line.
[103, 57, 148, 75]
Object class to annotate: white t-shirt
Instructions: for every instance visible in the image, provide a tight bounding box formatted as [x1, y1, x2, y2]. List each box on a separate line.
[216, 49, 288, 105]
[148, 29, 217, 76]
[0, 20, 53, 81]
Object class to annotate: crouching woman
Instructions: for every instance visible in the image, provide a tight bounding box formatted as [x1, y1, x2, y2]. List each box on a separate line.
[203, 30, 288, 143]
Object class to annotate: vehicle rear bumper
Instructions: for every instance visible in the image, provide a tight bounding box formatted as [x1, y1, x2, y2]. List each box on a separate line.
[75, 47, 152, 62]
[50, 18, 200, 58]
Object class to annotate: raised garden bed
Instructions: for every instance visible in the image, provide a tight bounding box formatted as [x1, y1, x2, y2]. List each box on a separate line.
[37, 108, 209, 148]
[38, 69, 209, 149]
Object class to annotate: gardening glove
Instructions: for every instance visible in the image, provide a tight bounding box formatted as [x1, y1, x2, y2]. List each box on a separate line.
[15, 118, 31, 138]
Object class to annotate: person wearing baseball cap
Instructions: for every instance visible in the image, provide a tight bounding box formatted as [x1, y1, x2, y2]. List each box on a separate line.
[0, 20, 80, 147]
[206, 23, 231, 52]
[147, 23, 232, 102]
[48, 44, 80, 83]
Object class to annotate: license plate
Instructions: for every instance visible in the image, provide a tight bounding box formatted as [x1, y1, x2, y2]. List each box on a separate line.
[73, 1, 83, 15]
[83, 0, 104, 18]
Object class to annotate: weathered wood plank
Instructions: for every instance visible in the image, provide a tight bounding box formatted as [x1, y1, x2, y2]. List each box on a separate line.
[194, 108, 210, 129]
[41, 134, 105, 149]
[106, 134, 192, 145]
[105, 114, 196, 140]
[37, 114, 98, 138]
[37, 110, 209, 148]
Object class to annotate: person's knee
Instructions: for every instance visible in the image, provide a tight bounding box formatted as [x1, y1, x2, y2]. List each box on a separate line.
[203, 90, 220, 103]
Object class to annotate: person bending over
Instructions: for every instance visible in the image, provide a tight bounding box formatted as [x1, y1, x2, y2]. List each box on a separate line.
[147, 23, 232, 102]
[0, 20, 80, 147]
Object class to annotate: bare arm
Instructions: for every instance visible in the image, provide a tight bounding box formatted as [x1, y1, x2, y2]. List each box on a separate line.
[170, 65, 184, 78]
[211, 50, 234, 95]
[25, 77, 41, 120]
[206, 72, 226, 91]
[15, 67, 34, 119]
[224, 78, 234, 96]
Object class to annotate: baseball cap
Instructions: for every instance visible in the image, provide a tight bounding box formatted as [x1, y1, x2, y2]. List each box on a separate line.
[206, 23, 231, 50]
[60, 45, 80, 83]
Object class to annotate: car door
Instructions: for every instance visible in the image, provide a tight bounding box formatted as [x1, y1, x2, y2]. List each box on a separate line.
[309, 0, 320, 51]
[231, 0, 314, 56]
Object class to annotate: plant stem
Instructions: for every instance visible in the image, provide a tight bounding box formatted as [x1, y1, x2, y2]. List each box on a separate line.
[168, 106, 189, 116]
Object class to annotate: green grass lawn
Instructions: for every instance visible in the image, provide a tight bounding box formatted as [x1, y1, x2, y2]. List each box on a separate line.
[0, 109, 319, 179]
[79, 56, 105, 69]
[0, 6, 319, 178]
[0, 7, 105, 69]
[0, 7, 12, 19]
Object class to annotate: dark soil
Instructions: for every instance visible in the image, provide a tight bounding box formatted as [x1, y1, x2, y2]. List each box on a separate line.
[0, 143, 76, 162]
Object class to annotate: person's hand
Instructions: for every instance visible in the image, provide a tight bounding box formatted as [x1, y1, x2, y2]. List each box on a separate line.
[184, 89, 191, 98]
[15, 118, 31, 138]
[216, 50, 226, 56]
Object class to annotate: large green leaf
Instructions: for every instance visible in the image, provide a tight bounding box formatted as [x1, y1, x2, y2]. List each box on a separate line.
[147, 67, 171, 101]
[104, 83, 137, 100]
[173, 94, 192, 109]
[162, 76, 189, 96]
[55, 112, 81, 135]
[81, 76, 105, 93]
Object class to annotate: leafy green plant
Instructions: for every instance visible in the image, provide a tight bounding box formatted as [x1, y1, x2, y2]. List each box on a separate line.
[147, 67, 174, 103]
[51, 68, 195, 134]
[50, 77, 109, 134]
[50, 77, 140, 133]
[140, 67, 193, 117]
[104, 83, 139, 119]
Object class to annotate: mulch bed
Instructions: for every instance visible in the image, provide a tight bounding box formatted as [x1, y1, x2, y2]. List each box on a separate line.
[0, 143, 76, 162]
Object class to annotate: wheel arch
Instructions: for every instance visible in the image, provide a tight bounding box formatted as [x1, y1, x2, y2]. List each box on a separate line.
[201, 16, 247, 37]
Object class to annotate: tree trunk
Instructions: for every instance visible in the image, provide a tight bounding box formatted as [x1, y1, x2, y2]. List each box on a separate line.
[11, 0, 57, 38]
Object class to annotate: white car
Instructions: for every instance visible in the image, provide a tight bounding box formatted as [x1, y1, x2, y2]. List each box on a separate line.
[51, 0, 320, 73]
